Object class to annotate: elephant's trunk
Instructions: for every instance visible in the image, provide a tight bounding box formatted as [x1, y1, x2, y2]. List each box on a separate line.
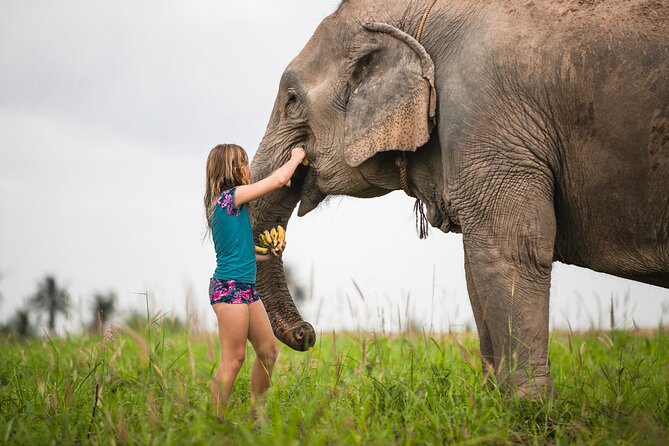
[256, 252, 315, 351]
[250, 145, 317, 351]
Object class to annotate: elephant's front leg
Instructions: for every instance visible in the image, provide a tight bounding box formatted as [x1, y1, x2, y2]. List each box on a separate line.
[460, 177, 556, 399]
[463, 249, 495, 382]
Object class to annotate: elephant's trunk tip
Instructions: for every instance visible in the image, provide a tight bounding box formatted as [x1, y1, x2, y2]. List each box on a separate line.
[298, 323, 317, 351]
[278, 321, 317, 351]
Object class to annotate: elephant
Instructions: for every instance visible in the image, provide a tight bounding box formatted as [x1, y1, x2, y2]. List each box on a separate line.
[248, 0, 669, 397]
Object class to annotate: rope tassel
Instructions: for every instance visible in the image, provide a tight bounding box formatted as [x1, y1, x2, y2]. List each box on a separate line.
[396, 153, 429, 239]
[414, 198, 429, 239]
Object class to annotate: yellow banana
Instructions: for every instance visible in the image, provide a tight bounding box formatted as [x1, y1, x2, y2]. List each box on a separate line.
[258, 227, 287, 252]
[255, 245, 269, 255]
[258, 233, 271, 248]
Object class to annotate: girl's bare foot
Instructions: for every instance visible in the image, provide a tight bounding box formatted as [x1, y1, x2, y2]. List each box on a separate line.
[250, 405, 269, 429]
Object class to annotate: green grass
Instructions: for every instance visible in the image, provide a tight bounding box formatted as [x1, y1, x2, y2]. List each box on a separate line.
[0, 323, 667, 445]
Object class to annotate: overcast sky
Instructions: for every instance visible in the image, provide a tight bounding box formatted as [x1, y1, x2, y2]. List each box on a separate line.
[1, 0, 667, 335]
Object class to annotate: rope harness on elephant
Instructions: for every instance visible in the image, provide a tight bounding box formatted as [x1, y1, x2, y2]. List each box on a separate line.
[395, 154, 430, 239]
[395, 0, 438, 240]
[416, 0, 439, 42]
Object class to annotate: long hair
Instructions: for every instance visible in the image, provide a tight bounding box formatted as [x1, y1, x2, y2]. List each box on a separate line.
[204, 144, 250, 228]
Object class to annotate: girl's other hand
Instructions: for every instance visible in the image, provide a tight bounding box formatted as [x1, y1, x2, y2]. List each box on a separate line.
[272, 240, 286, 257]
[256, 253, 273, 262]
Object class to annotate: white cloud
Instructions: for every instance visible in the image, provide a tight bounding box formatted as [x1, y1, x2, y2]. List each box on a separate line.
[0, 109, 210, 328]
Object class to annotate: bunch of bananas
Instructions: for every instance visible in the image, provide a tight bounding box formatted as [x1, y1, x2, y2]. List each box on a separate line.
[255, 225, 286, 256]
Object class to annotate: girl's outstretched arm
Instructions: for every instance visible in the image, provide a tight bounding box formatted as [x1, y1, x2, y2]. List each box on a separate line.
[234, 147, 305, 207]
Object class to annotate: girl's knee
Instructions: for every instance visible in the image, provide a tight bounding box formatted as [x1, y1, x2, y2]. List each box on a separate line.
[220, 350, 246, 374]
[258, 341, 279, 365]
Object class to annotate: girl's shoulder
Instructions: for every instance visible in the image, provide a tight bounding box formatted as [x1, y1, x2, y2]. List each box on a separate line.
[217, 187, 242, 216]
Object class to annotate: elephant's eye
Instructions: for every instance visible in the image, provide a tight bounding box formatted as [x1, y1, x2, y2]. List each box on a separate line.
[286, 90, 298, 107]
[284, 89, 301, 118]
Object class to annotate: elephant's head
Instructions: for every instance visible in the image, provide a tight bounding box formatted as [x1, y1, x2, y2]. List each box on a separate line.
[250, 5, 437, 351]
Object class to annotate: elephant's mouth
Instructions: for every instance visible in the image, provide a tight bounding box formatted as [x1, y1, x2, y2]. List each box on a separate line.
[292, 162, 326, 216]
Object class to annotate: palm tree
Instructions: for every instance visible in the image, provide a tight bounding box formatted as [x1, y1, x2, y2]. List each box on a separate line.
[30, 275, 70, 333]
[10, 309, 34, 338]
[90, 291, 116, 332]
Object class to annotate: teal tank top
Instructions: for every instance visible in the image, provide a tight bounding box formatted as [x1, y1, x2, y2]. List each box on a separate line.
[211, 187, 256, 283]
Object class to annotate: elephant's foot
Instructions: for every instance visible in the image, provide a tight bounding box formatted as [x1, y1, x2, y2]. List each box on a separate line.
[500, 369, 555, 402]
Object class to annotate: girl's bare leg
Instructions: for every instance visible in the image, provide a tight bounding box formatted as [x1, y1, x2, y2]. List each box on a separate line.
[211, 303, 249, 416]
[248, 300, 279, 407]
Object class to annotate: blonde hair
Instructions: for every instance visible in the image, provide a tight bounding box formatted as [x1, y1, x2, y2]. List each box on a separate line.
[204, 144, 250, 227]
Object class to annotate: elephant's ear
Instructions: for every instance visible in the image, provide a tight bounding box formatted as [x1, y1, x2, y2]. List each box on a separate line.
[344, 22, 436, 168]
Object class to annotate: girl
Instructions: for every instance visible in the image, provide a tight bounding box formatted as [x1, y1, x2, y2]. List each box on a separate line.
[204, 143, 306, 418]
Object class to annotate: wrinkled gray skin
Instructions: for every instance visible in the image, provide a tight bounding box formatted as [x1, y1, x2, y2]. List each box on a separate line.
[250, 0, 669, 397]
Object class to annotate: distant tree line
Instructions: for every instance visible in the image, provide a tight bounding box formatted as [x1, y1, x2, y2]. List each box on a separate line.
[0, 274, 117, 339]
[0, 266, 308, 339]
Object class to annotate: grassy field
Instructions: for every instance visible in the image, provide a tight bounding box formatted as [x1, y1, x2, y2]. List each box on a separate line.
[0, 320, 667, 445]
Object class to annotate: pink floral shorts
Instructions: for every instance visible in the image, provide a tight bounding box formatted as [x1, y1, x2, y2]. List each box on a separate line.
[209, 278, 260, 305]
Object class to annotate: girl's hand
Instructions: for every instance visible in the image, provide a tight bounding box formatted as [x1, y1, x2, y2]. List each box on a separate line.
[234, 147, 306, 206]
[291, 146, 306, 164]
[272, 240, 286, 257]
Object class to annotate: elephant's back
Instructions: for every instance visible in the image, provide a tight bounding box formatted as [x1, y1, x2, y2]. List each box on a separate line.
[491, 0, 668, 41]
[472, 0, 669, 67]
